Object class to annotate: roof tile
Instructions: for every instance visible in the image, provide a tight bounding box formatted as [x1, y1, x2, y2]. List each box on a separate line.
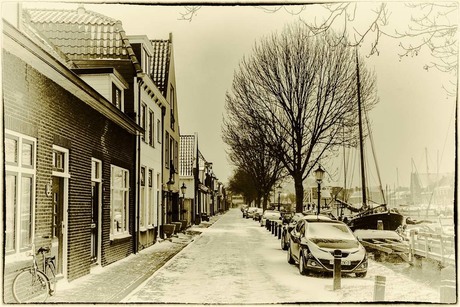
[24, 7, 130, 60]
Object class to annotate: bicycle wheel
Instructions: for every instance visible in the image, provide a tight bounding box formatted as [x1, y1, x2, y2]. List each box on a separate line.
[45, 262, 56, 294]
[12, 270, 50, 303]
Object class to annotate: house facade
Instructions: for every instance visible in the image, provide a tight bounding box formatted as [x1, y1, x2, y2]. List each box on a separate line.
[129, 35, 167, 249]
[179, 134, 198, 225]
[3, 17, 142, 304]
[150, 35, 181, 227]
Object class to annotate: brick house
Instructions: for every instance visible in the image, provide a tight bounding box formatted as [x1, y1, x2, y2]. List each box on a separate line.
[2, 13, 142, 302]
[21, 6, 172, 251]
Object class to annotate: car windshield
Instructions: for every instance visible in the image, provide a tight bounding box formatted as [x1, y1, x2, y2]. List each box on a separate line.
[306, 223, 359, 249]
[307, 223, 354, 239]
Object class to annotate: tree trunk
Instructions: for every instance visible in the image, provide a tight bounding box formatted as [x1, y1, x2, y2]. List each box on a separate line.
[262, 195, 268, 211]
[294, 176, 304, 213]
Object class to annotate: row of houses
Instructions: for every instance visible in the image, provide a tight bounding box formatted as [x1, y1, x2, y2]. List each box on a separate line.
[2, 5, 228, 298]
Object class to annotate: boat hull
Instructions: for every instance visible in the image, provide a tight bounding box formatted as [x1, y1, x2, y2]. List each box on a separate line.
[347, 212, 405, 231]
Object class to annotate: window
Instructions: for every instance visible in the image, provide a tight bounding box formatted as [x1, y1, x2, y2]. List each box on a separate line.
[140, 103, 146, 142]
[149, 110, 154, 147]
[112, 83, 122, 109]
[5, 132, 36, 254]
[142, 48, 150, 74]
[148, 169, 154, 225]
[53, 150, 65, 173]
[174, 140, 178, 174]
[157, 119, 161, 144]
[170, 85, 175, 130]
[165, 131, 170, 168]
[140, 166, 146, 228]
[110, 165, 130, 238]
[91, 159, 102, 182]
[5, 136, 18, 165]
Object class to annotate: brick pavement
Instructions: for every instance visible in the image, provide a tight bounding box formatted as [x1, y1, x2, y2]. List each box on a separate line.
[46, 217, 219, 303]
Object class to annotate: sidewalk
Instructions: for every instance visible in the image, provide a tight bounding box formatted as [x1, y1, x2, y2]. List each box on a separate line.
[47, 216, 220, 303]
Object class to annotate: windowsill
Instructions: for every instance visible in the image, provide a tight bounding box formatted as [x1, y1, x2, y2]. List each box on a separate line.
[147, 225, 154, 230]
[140, 227, 147, 232]
[110, 233, 131, 242]
[5, 250, 33, 264]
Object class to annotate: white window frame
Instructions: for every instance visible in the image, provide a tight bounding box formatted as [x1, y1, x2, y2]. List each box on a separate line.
[110, 165, 130, 240]
[141, 103, 147, 142]
[52, 145, 70, 279]
[110, 76, 125, 112]
[5, 130, 36, 257]
[148, 169, 154, 227]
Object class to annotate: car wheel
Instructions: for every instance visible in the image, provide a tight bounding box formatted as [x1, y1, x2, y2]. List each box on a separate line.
[287, 245, 295, 264]
[298, 249, 308, 275]
[356, 272, 367, 278]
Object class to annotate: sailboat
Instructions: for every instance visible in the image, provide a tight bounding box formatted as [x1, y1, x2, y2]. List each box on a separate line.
[342, 49, 405, 232]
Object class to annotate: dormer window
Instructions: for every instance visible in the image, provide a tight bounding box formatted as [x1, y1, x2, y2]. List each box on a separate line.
[72, 68, 127, 112]
[142, 47, 151, 74]
[112, 83, 122, 109]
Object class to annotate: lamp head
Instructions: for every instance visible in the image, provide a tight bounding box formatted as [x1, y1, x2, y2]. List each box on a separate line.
[180, 182, 187, 195]
[314, 165, 325, 184]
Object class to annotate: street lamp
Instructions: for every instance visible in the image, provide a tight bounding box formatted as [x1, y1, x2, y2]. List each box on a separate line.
[180, 183, 187, 220]
[277, 187, 281, 211]
[314, 165, 325, 215]
[167, 179, 174, 222]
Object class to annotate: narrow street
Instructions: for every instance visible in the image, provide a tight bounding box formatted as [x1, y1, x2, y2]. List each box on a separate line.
[125, 209, 440, 304]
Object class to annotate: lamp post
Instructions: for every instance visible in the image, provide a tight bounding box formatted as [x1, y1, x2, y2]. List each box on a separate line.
[314, 165, 325, 215]
[167, 179, 174, 223]
[180, 183, 187, 220]
[277, 190, 281, 211]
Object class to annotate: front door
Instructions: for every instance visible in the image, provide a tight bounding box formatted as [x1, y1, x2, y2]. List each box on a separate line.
[52, 176, 64, 274]
[90, 182, 100, 264]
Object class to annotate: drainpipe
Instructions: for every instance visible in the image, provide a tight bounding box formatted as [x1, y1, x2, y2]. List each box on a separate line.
[134, 76, 142, 254]
[160, 105, 166, 238]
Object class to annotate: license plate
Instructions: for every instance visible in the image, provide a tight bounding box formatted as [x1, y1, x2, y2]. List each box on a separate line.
[330, 259, 350, 265]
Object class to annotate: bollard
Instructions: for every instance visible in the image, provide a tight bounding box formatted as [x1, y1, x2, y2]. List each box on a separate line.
[266, 220, 270, 231]
[440, 266, 456, 303]
[373, 275, 386, 301]
[272, 221, 275, 235]
[273, 222, 277, 236]
[278, 225, 282, 239]
[333, 249, 342, 290]
[377, 220, 384, 230]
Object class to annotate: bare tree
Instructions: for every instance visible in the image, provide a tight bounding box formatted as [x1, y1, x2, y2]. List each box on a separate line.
[179, 3, 458, 76]
[227, 168, 258, 205]
[297, 2, 458, 89]
[224, 23, 378, 213]
[223, 112, 285, 210]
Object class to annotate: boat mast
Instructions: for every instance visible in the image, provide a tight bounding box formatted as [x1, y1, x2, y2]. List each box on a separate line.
[355, 48, 367, 210]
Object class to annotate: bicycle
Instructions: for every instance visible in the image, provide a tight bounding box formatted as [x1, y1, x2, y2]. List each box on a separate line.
[12, 244, 57, 303]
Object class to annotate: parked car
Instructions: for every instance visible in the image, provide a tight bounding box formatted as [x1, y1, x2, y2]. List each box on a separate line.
[260, 210, 281, 227]
[287, 219, 368, 277]
[241, 205, 249, 218]
[246, 207, 258, 219]
[281, 214, 331, 250]
[253, 208, 264, 221]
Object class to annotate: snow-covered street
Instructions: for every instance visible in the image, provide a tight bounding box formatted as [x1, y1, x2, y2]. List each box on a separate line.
[125, 208, 441, 304]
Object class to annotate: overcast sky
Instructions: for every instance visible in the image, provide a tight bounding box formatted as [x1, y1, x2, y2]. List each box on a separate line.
[10, 2, 457, 189]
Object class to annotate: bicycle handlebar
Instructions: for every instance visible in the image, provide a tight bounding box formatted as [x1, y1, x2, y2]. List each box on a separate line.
[37, 247, 50, 255]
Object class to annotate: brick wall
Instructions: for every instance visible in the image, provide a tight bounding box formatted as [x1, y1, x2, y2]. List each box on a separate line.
[3, 50, 137, 287]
